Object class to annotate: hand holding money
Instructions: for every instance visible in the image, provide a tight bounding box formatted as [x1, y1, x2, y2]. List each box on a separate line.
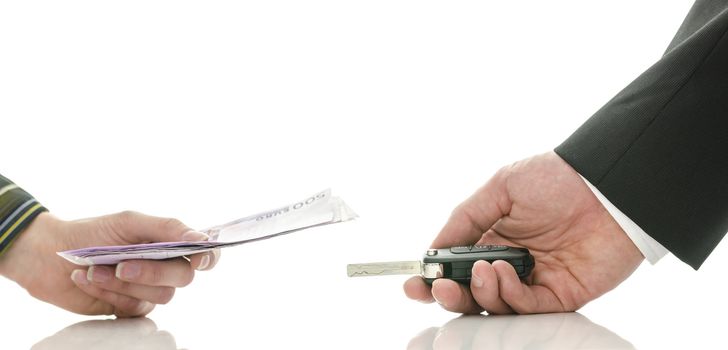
[0, 189, 355, 317]
[0, 210, 215, 317]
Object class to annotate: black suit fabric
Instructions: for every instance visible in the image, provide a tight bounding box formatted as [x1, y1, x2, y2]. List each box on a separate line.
[555, 1, 728, 269]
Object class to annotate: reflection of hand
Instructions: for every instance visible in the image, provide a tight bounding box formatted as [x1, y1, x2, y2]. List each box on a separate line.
[407, 313, 635, 350]
[0, 211, 220, 317]
[32, 318, 179, 350]
[404, 152, 644, 314]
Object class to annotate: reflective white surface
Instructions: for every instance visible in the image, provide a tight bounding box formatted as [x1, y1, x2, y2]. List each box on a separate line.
[31, 313, 635, 350]
[2, 1, 726, 349]
[6, 255, 728, 350]
[407, 313, 635, 350]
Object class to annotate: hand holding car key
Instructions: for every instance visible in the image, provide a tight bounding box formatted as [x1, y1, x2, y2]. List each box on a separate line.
[348, 245, 534, 284]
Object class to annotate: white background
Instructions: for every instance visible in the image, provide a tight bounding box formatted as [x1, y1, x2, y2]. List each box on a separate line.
[1, 1, 725, 349]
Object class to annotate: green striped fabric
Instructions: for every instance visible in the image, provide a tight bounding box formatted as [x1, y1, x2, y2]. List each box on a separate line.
[0, 174, 47, 256]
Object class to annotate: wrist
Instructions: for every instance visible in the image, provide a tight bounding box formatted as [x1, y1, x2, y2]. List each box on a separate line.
[0, 212, 61, 288]
[577, 174, 668, 264]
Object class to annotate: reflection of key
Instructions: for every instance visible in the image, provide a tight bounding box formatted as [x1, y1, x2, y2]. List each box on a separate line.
[347, 245, 534, 284]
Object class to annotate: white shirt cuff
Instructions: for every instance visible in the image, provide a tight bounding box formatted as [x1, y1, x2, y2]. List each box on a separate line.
[579, 175, 669, 264]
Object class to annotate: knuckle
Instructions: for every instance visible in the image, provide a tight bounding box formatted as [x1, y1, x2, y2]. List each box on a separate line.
[565, 300, 583, 312]
[117, 210, 140, 222]
[149, 265, 165, 285]
[138, 302, 156, 316]
[179, 270, 195, 287]
[504, 298, 529, 314]
[450, 203, 466, 217]
[453, 202, 478, 225]
[100, 304, 115, 316]
[116, 280, 133, 294]
[110, 211, 141, 233]
[161, 217, 185, 231]
[497, 162, 517, 177]
[102, 211, 138, 235]
[118, 297, 142, 313]
[115, 299, 149, 317]
[156, 287, 176, 304]
[99, 289, 142, 315]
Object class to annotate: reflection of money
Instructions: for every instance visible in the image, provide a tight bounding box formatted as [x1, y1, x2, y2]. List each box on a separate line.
[58, 189, 357, 266]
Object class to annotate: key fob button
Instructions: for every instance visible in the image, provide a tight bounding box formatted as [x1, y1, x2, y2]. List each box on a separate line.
[449, 246, 472, 254]
[470, 245, 509, 252]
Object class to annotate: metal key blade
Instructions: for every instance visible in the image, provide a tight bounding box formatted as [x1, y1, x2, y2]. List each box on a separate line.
[347, 261, 422, 277]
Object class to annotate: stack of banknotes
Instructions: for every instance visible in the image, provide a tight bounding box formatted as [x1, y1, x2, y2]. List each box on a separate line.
[58, 189, 356, 265]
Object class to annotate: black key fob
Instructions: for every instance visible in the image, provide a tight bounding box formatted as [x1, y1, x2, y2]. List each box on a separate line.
[422, 245, 534, 285]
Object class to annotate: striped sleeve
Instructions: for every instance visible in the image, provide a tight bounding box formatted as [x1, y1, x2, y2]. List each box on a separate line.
[0, 174, 48, 256]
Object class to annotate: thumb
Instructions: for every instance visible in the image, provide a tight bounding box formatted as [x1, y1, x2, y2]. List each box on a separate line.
[431, 169, 512, 248]
[111, 211, 208, 243]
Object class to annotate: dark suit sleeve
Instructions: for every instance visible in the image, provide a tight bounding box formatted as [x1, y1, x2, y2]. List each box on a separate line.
[555, 1, 728, 269]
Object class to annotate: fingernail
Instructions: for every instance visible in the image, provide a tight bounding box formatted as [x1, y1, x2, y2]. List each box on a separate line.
[71, 269, 89, 285]
[87, 266, 111, 283]
[431, 284, 447, 308]
[472, 273, 484, 288]
[433, 294, 447, 308]
[196, 254, 210, 271]
[116, 262, 141, 280]
[181, 231, 210, 241]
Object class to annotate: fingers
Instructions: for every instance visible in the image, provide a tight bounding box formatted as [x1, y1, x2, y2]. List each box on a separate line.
[406, 260, 565, 315]
[431, 279, 483, 314]
[187, 249, 221, 271]
[404, 277, 484, 314]
[115, 258, 195, 287]
[403, 276, 435, 303]
[71, 255, 206, 317]
[108, 212, 223, 272]
[110, 212, 222, 271]
[431, 172, 512, 249]
[86, 266, 176, 304]
[470, 260, 513, 314]
[69, 247, 220, 318]
[491, 260, 564, 313]
[71, 270, 155, 317]
[111, 211, 209, 244]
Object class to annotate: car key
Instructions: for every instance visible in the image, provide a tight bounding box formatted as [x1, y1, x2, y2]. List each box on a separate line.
[347, 245, 534, 284]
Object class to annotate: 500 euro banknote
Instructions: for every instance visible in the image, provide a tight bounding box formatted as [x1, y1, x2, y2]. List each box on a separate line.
[58, 189, 356, 265]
